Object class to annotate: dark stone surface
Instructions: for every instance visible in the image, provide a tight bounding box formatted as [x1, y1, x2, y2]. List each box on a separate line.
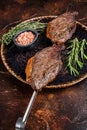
[0, 1, 87, 130]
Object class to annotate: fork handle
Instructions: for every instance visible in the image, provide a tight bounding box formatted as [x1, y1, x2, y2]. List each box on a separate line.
[15, 90, 38, 130]
[23, 90, 38, 123]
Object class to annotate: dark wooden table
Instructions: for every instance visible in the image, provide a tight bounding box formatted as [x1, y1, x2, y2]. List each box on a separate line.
[0, 1, 87, 130]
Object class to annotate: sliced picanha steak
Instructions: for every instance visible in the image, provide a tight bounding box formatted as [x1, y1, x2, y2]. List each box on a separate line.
[46, 12, 78, 44]
[25, 45, 63, 91]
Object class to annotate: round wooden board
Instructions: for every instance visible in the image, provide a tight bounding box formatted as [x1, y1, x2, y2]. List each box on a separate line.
[1, 15, 87, 89]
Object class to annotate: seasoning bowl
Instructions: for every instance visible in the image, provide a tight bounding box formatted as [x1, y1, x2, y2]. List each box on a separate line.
[13, 29, 39, 51]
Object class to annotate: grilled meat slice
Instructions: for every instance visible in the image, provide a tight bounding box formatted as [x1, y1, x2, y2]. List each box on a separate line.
[46, 12, 78, 44]
[25, 45, 62, 91]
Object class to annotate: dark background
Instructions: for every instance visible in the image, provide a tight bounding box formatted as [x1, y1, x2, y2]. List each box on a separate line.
[0, 0, 87, 29]
[0, 0, 87, 130]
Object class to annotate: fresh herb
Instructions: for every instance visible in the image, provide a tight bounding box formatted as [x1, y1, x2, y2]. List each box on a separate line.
[0, 21, 47, 45]
[66, 38, 87, 76]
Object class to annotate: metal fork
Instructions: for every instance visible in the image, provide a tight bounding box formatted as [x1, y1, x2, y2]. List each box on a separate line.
[15, 91, 38, 130]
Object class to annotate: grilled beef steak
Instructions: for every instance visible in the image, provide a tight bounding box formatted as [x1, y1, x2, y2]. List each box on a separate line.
[46, 12, 78, 44]
[25, 12, 78, 90]
[25, 45, 62, 91]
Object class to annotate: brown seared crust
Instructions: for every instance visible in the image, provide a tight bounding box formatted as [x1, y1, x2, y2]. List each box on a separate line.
[26, 45, 63, 91]
[25, 57, 34, 83]
[46, 12, 78, 44]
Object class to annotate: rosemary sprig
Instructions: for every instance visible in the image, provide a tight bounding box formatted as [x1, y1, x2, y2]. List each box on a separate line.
[0, 21, 47, 45]
[80, 39, 87, 60]
[66, 38, 87, 76]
